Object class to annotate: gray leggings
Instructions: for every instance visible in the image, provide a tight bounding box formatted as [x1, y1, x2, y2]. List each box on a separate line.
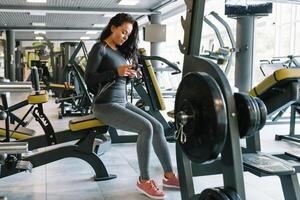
[92, 102, 173, 179]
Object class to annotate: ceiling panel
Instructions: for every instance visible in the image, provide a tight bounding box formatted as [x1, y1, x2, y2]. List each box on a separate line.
[15, 31, 100, 41]
[0, 0, 164, 9]
[0, 0, 181, 41]
[0, 12, 108, 27]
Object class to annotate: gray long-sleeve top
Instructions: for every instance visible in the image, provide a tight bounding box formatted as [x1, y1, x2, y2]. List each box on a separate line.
[85, 41, 128, 104]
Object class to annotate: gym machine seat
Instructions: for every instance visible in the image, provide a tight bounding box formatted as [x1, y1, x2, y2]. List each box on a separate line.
[250, 68, 300, 97]
[242, 153, 300, 199]
[250, 68, 300, 146]
[0, 124, 34, 140]
[69, 115, 105, 132]
[0, 111, 115, 181]
[243, 153, 295, 176]
[27, 90, 49, 104]
[0, 114, 106, 140]
[249, 68, 300, 116]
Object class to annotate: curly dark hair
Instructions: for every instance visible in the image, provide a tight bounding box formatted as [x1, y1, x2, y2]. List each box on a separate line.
[99, 13, 139, 63]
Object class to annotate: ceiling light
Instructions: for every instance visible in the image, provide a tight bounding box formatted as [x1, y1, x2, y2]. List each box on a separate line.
[80, 36, 90, 40]
[27, 0, 47, 3]
[29, 11, 47, 16]
[35, 36, 44, 40]
[118, 0, 139, 5]
[34, 31, 46, 34]
[86, 31, 99, 35]
[104, 13, 116, 18]
[32, 22, 46, 26]
[92, 24, 106, 28]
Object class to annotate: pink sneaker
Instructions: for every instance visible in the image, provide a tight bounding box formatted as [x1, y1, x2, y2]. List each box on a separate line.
[163, 175, 180, 189]
[136, 179, 166, 199]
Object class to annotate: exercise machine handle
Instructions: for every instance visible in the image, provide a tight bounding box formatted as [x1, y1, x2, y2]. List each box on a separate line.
[140, 55, 181, 75]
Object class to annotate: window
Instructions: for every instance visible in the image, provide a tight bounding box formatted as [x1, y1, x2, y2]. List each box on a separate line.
[297, 6, 300, 20]
[295, 22, 300, 53]
[280, 4, 292, 24]
[278, 24, 291, 55]
[157, 12, 186, 89]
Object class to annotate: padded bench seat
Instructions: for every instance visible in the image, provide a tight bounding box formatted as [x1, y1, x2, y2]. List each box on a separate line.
[250, 68, 300, 97]
[27, 90, 49, 104]
[0, 122, 35, 140]
[69, 115, 106, 132]
[249, 68, 300, 115]
[0, 115, 106, 140]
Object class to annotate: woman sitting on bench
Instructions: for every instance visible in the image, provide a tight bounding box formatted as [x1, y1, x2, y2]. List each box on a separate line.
[85, 13, 179, 199]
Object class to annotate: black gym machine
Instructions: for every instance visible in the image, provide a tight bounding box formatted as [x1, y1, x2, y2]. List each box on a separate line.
[174, 0, 300, 200]
[202, 11, 236, 76]
[108, 48, 181, 143]
[55, 41, 92, 119]
[0, 67, 115, 181]
[59, 45, 180, 144]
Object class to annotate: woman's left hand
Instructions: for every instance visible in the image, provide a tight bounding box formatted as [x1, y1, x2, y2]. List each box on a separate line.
[127, 67, 138, 78]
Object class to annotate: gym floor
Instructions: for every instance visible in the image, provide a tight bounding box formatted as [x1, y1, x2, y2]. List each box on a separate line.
[0, 92, 299, 200]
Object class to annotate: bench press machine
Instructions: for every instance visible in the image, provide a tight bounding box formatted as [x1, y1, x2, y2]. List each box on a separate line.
[173, 0, 300, 199]
[250, 68, 300, 144]
[0, 67, 116, 181]
[0, 70, 108, 156]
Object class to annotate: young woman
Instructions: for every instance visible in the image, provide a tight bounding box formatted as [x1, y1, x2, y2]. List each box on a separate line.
[85, 13, 179, 199]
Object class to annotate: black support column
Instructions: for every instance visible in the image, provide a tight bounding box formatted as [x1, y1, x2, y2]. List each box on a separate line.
[15, 41, 22, 81]
[5, 30, 16, 81]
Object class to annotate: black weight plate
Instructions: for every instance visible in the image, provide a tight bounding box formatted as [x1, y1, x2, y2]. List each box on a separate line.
[218, 187, 241, 200]
[254, 97, 267, 130]
[234, 93, 258, 138]
[197, 188, 230, 200]
[249, 95, 261, 135]
[175, 72, 227, 163]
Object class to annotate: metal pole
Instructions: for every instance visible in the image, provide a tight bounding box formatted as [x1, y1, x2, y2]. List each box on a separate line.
[235, 16, 255, 92]
[5, 30, 16, 81]
[235, 16, 261, 152]
[149, 13, 163, 84]
[187, 0, 206, 57]
[180, 0, 206, 76]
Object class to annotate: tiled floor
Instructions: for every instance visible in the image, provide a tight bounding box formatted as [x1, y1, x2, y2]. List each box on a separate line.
[0, 92, 300, 199]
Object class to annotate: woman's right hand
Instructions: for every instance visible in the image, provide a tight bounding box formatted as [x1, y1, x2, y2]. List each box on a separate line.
[117, 64, 137, 77]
